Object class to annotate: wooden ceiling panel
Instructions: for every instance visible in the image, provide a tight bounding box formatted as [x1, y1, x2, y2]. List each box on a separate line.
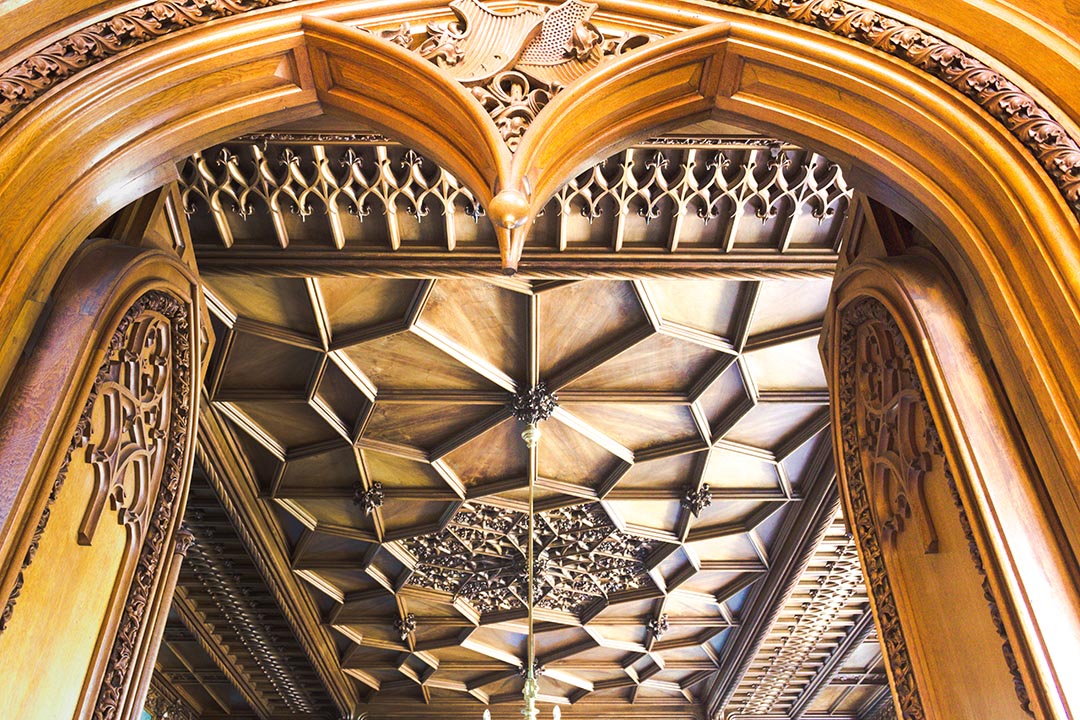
[291, 497, 378, 530]
[442, 419, 528, 490]
[207, 276, 322, 336]
[363, 451, 451, 490]
[539, 281, 650, 381]
[605, 498, 683, 538]
[315, 360, 374, 431]
[365, 401, 502, 450]
[687, 533, 765, 563]
[695, 361, 750, 434]
[558, 403, 701, 452]
[340, 330, 506, 390]
[611, 451, 701, 492]
[565, 333, 724, 393]
[746, 278, 832, 336]
[722, 404, 829, 453]
[743, 335, 828, 391]
[418, 279, 528, 380]
[643, 279, 745, 338]
[537, 418, 625, 488]
[217, 331, 322, 393]
[228, 401, 347, 449]
[278, 444, 360, 492]
[318, 277, 423, 337]
[702, 448, 783, 491]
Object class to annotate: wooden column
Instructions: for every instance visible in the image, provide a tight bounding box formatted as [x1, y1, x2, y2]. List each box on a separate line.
[0, 188, 203, 720]
[823, 199, 1080, 719]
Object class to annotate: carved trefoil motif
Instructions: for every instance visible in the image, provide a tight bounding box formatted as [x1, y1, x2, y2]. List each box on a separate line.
[370, 0, 652, 149]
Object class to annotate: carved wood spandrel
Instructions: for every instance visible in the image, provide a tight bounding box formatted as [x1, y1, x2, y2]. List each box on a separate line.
[364, 0, 654, 150]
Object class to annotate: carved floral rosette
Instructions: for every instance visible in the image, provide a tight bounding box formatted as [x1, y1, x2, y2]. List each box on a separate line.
[835, 295, 1032, 718]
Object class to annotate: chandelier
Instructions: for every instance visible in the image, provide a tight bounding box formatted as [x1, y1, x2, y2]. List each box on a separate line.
[481, 383, 561, 720]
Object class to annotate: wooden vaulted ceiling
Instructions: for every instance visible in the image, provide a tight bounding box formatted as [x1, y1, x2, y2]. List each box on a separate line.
[163, 125, 894, 720]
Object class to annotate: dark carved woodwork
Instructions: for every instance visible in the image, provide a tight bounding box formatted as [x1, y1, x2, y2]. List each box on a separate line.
[400, 501, 664, 615]
[508, 382, 559, 425]
[647, 613, 669, 641]
[394, 612, 417, 641]
[182, 497, 332, 716]
[354, 480, 385, 516]
[835, 296, 1032, 719]
[681, 484, 712, 518]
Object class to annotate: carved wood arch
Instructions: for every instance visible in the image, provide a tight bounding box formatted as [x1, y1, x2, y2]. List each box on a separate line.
[826, 241, 1079, 719]
[0, 10, 1079, 562]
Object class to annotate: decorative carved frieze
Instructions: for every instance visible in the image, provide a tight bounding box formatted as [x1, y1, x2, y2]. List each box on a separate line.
[399, 501, 661, 615]
[179, 140, 852, 258]
[714, 0, 1080, 221]
[0, 0, 296, 126]
[835, 296, 1033, 719]
[368, 0, 652, 149]
[0, 0, 1077, 224]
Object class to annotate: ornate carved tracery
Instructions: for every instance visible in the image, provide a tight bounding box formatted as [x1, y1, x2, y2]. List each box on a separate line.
[399, 501, 663, 615]
[93, 291, 193, 720]
[0, 291, 192, 647]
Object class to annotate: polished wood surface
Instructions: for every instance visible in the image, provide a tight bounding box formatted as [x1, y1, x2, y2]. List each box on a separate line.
[1, 2, 1080, 720]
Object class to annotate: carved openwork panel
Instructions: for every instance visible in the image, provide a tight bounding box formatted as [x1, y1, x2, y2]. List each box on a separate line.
[80, 308, 174, 545]
[399, 501, 663, 616]
[849, 308, 938, 554]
